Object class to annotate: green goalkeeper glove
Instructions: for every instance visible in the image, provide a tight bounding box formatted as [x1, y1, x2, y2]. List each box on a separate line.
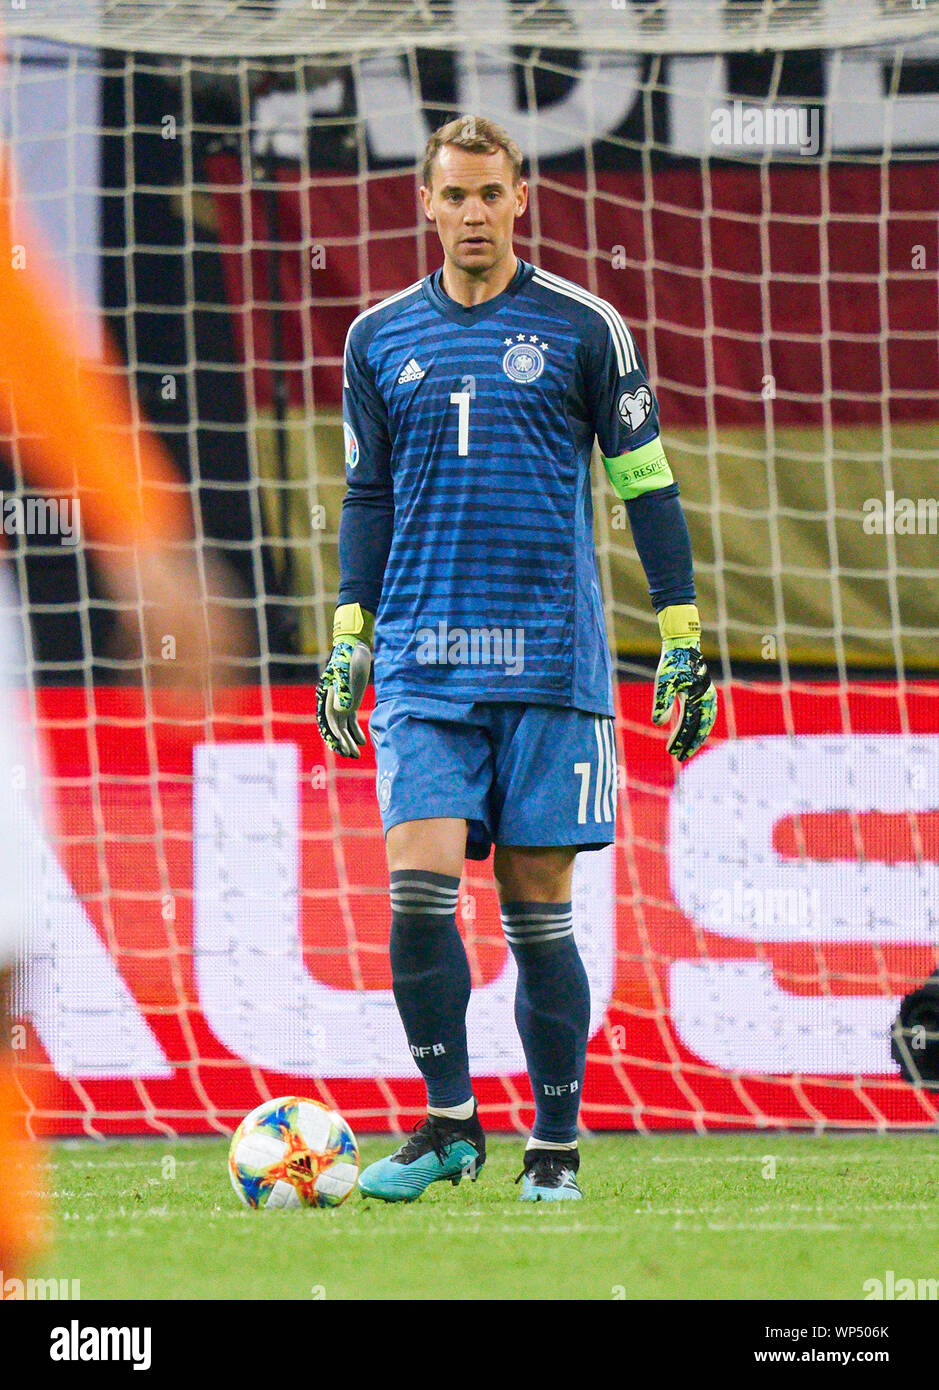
[316, 603, 374, 758]
[652, 603, 718, 763]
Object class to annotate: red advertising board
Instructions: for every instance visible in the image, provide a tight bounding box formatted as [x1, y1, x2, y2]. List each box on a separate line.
[16, 680, 939, 1135]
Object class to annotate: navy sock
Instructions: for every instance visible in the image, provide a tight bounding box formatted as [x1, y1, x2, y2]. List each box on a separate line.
[502, 902, 590, 1144]
[389, 870, 473, 1108]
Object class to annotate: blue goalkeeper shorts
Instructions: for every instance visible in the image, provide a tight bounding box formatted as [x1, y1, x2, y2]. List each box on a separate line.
[368, 695, 617, 860]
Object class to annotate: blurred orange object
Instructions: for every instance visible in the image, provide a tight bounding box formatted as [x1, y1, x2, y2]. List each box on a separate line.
[0, 110, 249, 1282]
[0, 1051, 45, 1282]
[0, 153, 190, 548]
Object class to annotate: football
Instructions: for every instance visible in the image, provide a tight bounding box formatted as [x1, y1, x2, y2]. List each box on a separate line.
[228, 1096, 360, 1210]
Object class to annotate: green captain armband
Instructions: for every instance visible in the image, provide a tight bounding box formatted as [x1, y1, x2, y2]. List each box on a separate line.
[602, 436, 674, 501]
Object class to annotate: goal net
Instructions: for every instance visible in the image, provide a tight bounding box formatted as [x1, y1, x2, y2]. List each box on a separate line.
[5, 0, 939, 1135]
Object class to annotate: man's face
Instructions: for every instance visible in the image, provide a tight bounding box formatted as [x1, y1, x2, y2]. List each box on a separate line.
[420, 145, 528, 274]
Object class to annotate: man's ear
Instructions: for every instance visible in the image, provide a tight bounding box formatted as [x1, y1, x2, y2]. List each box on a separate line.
[419, 186, 435, 222]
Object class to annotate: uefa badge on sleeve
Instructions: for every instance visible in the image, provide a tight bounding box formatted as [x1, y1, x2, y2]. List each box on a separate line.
[617, 385, 653, 430]
[343, 422, 360, 469]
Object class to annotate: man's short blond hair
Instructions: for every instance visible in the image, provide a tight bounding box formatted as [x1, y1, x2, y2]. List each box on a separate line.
[422, 115, 524, 189]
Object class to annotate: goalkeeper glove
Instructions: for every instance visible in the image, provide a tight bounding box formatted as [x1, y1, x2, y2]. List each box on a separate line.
[652, 603, 718, 763]
[316, 603, 374, 758]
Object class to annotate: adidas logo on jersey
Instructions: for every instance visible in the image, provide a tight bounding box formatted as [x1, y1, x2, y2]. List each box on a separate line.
[397, 357, 425, 384]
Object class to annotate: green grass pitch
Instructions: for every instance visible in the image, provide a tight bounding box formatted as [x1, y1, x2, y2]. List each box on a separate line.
[35, 1131, 939, 1300]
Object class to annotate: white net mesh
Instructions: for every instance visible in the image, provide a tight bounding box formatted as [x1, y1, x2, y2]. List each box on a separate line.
[4, 11, 939, 1135]
[4, 0, 939, 56]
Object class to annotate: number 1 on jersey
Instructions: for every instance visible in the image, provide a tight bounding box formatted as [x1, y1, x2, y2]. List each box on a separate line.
[449, 391, 471, 456]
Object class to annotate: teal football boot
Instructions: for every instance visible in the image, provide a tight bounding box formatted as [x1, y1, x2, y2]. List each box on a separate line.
[517, 1147, 582, 1202]
[358, 1108, 486, 1203]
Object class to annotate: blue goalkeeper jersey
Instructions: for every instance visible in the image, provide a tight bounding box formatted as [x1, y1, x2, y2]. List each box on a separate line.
[339, 258, 667, 717]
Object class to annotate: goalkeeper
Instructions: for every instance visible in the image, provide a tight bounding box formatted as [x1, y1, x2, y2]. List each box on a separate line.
[318, 115, 717, 1203]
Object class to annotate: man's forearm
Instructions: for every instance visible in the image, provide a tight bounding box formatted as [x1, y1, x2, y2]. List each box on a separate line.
[625, 482, 696, 612]
[337, 485, 395, 616]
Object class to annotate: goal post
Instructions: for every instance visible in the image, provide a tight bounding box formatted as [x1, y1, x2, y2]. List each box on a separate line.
[4, 0, 939, 1135]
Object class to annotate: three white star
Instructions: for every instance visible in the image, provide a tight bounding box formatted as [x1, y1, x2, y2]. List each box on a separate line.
[502, 333, 549, 351]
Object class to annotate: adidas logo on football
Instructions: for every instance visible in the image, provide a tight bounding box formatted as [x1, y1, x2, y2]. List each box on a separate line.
[397, 357, 425, 384]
